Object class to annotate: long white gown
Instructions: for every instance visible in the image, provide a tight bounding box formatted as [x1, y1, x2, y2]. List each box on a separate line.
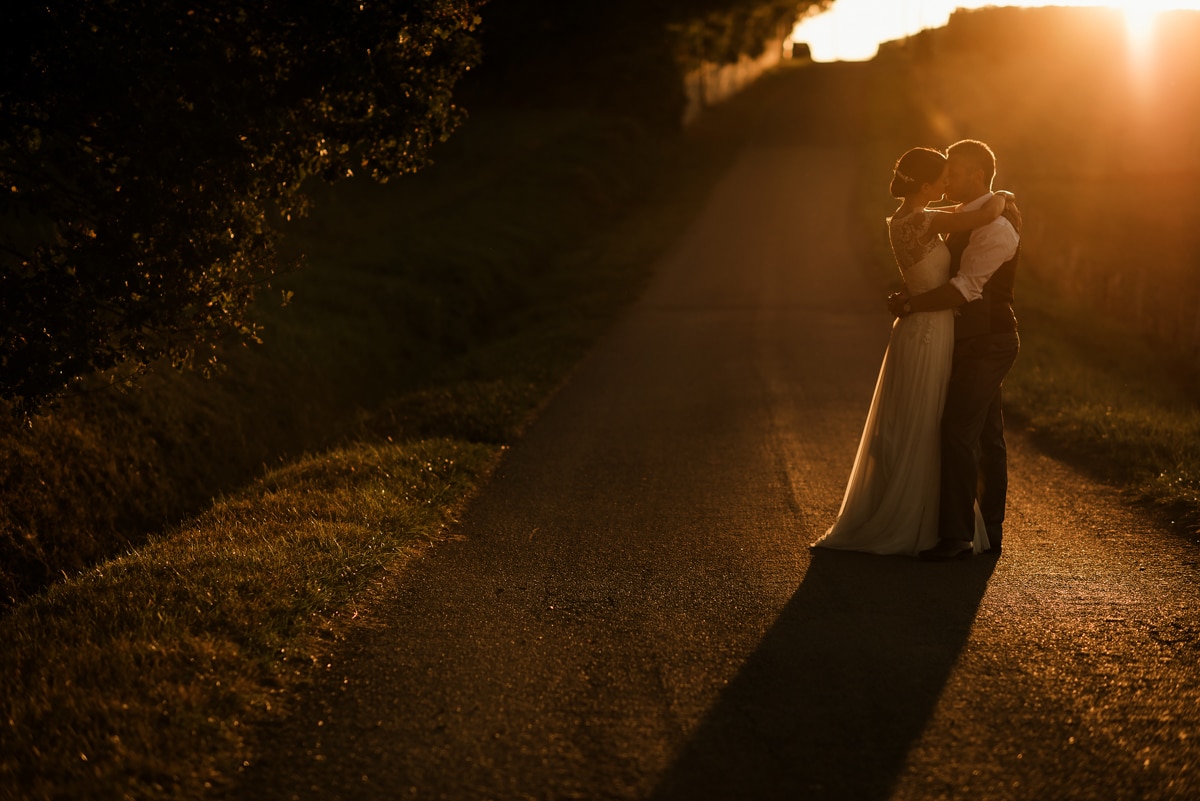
[813, 209, 989, 556]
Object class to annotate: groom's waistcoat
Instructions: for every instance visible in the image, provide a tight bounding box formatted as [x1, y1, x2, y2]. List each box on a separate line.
[946, 230, 1019, 340]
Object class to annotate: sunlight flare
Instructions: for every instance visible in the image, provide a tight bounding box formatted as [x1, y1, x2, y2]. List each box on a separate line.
[792, 1, 1200, 63]
[1121, 1, 1164, 53]
[1123, 6, 1159, 41]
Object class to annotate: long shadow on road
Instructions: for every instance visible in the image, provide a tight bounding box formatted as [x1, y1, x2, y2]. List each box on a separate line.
[651, 550, 996, 801]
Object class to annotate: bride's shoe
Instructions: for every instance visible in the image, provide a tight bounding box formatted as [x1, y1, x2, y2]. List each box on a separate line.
[918, 539, 974, 561]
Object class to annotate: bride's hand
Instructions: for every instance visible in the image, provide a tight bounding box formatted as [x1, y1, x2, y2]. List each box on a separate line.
[985, 192, 1007, 217]
[990, 190, 1021, 231]
[1002, 198, 1022, 234]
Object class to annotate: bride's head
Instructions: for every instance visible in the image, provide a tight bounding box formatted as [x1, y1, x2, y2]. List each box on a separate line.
[890, 147, 947, 200]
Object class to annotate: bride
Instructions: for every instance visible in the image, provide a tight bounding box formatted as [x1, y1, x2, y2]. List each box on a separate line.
[812, 147, 1007, 557]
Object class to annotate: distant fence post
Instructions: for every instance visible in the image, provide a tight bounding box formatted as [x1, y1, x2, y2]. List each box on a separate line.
[681, 35, 802, 126]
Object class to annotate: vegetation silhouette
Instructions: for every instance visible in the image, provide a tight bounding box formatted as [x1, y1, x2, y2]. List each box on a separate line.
[0, 1, 484, 411]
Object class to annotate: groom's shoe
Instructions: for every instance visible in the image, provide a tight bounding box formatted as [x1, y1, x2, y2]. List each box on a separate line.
[919, 539, 974, 562]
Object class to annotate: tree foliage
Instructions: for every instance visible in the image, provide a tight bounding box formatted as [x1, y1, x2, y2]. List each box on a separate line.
[668, 0, 829, 69]
[0, 0, 484, 410]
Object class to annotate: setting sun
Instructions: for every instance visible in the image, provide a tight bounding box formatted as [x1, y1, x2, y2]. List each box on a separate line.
[792, 0, 1200, 62]
[1122, 5, 1158, 37]
[1119, 0, 1167, 51]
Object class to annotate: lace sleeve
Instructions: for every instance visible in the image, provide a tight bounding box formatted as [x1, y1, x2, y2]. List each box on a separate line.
[888, 210, 939, 270]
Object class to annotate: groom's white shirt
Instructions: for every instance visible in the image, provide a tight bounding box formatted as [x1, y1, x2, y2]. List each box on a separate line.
[949, 191, 1020, 303]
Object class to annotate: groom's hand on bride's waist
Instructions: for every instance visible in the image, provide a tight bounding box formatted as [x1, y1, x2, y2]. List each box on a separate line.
[887, 290, 910, 318]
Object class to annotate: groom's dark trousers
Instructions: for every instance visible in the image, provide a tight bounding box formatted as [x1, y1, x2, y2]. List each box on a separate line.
[938, 230, 1020, 544]
[939, 332, 1020, 542]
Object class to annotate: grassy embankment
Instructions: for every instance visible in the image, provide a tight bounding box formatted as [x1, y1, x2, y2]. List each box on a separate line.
[0, 110, 665, 607]
[0, 75, 768, 799]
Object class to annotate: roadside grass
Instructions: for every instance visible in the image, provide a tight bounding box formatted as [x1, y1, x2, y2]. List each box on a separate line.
[0, 72, 760, 799]
[1, 438, 495, 799]
[0, 108, 673, 608]
[1004, 283, 1200, 527]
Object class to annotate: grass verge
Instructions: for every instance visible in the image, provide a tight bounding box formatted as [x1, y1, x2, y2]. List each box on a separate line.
[1, 437, 495, 799]
[1004, 283, 1200, 530]
[0, 108, 672, 607]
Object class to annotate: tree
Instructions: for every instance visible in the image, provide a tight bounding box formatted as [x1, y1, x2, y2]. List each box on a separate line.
[0, 0, 484, 411]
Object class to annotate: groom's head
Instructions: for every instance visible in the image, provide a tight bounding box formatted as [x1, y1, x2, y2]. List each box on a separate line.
[945, 139, 996, 203]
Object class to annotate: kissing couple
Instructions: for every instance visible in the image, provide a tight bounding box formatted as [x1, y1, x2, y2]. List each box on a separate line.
[813, 139, 1021, 561]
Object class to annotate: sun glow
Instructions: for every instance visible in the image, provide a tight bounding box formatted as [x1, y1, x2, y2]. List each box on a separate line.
[791, 1, 1200, 62]
[1123, 6, 1159, 41]
[1120, 1, 1166, 51]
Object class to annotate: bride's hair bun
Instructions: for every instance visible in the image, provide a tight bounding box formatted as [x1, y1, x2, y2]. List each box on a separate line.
[890, 147, 946, 198]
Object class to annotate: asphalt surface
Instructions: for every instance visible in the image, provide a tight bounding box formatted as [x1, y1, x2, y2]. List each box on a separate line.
[236, 64, 1200, 801]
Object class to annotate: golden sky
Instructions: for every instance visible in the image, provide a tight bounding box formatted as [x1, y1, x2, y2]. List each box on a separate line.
[792, 0, 1200, 61]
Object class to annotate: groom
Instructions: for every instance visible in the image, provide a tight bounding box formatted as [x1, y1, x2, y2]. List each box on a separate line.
[888, 139, 1021, 561]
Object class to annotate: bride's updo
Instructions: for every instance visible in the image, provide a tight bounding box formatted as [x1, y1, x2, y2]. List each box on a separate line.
[890, 147, 946, 198]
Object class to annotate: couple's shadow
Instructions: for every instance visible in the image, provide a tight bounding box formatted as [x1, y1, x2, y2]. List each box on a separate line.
[651, 549, 996, 801]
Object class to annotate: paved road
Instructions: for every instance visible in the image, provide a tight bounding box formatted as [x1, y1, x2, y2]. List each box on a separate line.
[237, 64, 1200, 801]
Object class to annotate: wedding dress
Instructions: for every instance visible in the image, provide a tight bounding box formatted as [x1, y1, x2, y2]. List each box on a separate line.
[813, 209, 988, 556]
